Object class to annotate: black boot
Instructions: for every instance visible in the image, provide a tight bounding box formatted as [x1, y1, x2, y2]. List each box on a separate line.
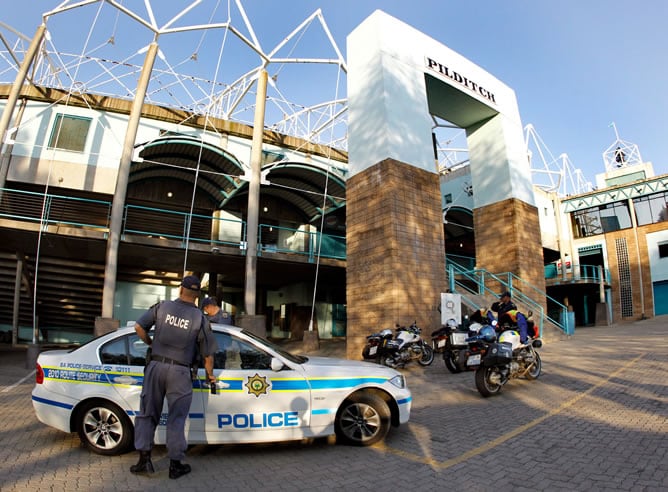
[169, 459, 191, 479]
[130, 450, 154, 474]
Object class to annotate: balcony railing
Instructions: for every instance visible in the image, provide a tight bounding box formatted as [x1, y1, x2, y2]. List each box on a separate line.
[0, 187, 346, 260]
[123, 204, 247, 249]
[259, 223, 346, 261]
[544, 263, 611, 284]
[0, 188, 111, 231]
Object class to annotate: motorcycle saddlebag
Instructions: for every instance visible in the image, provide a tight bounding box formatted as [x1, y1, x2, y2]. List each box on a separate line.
[482, 342, 513, 366]
[449, 331, 469, 347]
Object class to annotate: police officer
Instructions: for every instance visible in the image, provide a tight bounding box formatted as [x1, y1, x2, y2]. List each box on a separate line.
[130, 275, 219, 479]
[492, 291, 530, 343]
[492, 291, 517, 318]
[202, 296, 233, 325]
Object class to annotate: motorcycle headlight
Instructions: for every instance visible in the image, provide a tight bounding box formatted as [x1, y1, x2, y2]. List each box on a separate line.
[389, 374, 406, 389]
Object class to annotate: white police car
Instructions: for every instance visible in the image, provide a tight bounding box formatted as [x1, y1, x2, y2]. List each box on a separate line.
[32, 324, 411, 455]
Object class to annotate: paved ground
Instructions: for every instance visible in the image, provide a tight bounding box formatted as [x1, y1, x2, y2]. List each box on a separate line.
[1, 316, 667, 491]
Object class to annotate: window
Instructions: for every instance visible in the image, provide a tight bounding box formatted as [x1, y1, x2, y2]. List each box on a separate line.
[634, 192, 668, 226]
[659, 242, 668, 259]
[605, 171, 647, 187]
[48, 114, 91, 152]
[211, 332, 271, 370]
[100, 337, 129, 365]
[100, 334, 150, 366]
[602, 202, 632, 230]
[571, 201, 632, 238]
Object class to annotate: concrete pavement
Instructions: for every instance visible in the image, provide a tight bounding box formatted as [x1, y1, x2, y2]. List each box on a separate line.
[0, 316, 667, 491]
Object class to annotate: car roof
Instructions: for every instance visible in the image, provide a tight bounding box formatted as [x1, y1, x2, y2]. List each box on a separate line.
[210, 323, 243, 334]
[124, 321, 243, 335]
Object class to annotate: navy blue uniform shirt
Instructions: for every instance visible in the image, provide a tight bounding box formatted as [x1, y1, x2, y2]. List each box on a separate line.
[137, 298, 219, 365]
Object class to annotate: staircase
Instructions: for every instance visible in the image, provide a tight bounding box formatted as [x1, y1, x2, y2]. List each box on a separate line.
[446, 262, 573, 341]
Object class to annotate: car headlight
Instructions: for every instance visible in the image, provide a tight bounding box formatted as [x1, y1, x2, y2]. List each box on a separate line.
[389, 374, 406, 389]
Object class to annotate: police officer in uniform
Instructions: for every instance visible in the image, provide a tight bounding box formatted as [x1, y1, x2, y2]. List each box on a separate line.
[492, 291, 517, 318]
[202, 296, 232, 325]
[130, 275, 219, 479]
[492, 291, 530, 343]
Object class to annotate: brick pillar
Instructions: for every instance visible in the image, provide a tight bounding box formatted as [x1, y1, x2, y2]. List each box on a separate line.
[473, 198, 546, 310]
[346, 159, 446, 360]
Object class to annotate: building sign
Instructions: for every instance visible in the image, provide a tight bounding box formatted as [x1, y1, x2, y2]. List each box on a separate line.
[426, 57, 497, 105]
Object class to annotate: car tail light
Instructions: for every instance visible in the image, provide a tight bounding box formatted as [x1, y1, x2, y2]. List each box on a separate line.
[35, 363, 44, 384]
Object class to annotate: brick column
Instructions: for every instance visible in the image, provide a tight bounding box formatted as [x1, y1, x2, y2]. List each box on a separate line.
[345, 159, 446, 359]
[473, 198, 546, 309]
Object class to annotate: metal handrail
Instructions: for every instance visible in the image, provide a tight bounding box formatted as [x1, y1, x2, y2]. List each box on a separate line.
[448, 264, 546, 336]
[446, 261, 572, 336]
[483, 270, 558, 336]
[0, 187, 347, 261]
[123, 204, 245, 248]
[445, 253, 476, 270]
[545, 263, 611, 284]
[0, 187, 111, 230]
[258, 223, 346, 261]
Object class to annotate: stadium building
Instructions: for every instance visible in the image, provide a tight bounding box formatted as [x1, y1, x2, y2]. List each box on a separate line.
[0, 3, 666, 355]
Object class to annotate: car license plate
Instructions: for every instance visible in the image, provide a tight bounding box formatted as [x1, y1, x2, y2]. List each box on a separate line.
[467, 354, 481, 366]
[369, 346, 377, 355]
[437, 339, 446, 348]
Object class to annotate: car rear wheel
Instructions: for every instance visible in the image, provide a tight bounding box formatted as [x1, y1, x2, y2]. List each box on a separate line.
[76, 400, 133, 456]
[335, 392, 390, 446]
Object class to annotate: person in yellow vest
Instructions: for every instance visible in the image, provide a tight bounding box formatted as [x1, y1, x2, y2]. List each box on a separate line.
[492, 291, 532, 344]
[497, 308, 531, 344]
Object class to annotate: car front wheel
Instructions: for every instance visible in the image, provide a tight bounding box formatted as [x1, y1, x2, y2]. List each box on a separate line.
[335, 392, 390, 446]
[76, 400, 134, 455]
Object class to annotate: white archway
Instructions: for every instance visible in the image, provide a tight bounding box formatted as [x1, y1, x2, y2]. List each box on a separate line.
[344, 11, 545, 357]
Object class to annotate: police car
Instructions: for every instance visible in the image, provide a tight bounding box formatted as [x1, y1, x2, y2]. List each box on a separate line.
[32, 324, 412, 455]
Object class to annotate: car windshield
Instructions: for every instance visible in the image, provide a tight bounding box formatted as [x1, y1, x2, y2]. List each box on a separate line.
[241, 329, 308, 364]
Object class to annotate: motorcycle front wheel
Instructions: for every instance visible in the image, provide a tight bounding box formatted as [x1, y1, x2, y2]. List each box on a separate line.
[444, 351, 463, 373]
[475, 366, 503, 397]
[525, 351, 542, 380]
[418, 344, 434, 366]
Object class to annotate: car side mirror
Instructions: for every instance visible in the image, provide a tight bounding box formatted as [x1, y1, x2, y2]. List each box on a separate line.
[271, 358, 285, 372]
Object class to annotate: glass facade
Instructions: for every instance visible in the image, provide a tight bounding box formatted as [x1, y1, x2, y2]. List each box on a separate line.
[572, 201, 632, 238]
[633, 191, 668, 226]
[571, 190, 668, 238]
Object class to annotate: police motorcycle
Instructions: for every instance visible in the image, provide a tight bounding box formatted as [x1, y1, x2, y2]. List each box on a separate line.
[431, 309, 497, 373]
[431, 317, 482, 373]
[469, 320, 543, 397]
[364, 321, 434, 368]
[361, 328, 395, 363]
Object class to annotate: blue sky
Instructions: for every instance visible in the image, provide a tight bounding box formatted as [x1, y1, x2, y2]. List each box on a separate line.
[2, 1, 666, 184]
